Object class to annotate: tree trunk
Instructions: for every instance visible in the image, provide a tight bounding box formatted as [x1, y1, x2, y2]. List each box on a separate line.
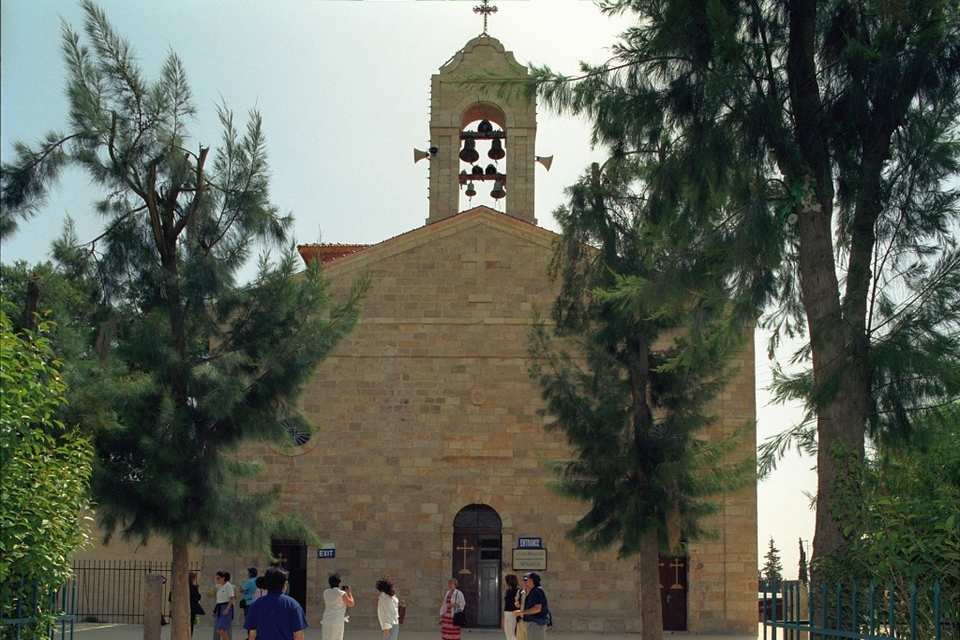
[170, 540, 191, 640]
[785, 0, 868, 570]
[639, 530, 664, 640]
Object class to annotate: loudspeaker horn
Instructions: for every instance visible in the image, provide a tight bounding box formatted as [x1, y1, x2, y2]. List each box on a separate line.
[414, 148, 431, 164]
[535, 155, 553, 171]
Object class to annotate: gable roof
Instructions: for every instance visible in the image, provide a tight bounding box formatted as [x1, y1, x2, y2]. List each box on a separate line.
[297, 206, 558, 276]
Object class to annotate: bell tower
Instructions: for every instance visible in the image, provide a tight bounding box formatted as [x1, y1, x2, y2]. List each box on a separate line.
[424, 26, 539, 225]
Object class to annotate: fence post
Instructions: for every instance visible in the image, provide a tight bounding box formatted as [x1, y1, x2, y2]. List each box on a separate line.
[144, 574, 165, 640]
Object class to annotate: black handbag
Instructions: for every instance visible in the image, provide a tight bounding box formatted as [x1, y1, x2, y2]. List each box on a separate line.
[452, 611, 467, 627]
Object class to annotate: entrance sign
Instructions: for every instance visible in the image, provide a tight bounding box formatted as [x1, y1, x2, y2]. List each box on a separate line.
[512, 548, 547, 571]
[317, 543, 336, 559]
[517, 537, 542, 549]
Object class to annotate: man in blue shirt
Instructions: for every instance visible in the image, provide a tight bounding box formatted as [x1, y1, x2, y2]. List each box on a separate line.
[513, 572, 549, 640]
[244, 567, 309, 640]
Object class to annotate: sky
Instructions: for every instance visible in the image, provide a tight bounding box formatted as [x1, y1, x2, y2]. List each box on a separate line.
[1, 0, 816, 576]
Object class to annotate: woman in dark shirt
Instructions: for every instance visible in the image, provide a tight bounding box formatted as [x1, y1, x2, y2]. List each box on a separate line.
[188, 571, 205, 636]
[502, 574, 520, 640]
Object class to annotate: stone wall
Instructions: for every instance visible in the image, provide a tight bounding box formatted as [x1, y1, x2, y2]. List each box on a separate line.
[239, 208, 757, 633]
[74, 208, 757, 634]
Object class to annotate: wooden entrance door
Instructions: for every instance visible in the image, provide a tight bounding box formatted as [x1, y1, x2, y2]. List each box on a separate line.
[272, 540, 307, 612]
[659, 555, 688, 631]
[452, 534, 480, 626]
[452, 504, 503, 628]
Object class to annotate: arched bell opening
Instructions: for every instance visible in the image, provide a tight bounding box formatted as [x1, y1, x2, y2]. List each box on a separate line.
[458, 103, 508, 212]
[460, 102, 506, 130]
[451, 504, 503, 628]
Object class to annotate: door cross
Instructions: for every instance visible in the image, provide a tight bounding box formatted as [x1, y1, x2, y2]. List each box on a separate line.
[456, 539, 475, 575]
[670, 558, 685, 589]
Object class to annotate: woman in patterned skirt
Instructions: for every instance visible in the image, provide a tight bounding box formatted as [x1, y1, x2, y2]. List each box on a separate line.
[439, 578, 466, 640]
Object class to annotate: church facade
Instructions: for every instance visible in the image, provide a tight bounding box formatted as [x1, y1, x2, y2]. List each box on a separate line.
[77, 30, 758, 636]
[220, 32, 758, 635]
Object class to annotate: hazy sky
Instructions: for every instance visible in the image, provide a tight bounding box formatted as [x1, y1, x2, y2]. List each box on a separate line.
[1, 0, 816, 574]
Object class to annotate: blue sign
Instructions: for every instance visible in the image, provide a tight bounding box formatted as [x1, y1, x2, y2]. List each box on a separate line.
[517, 537, 542, 549]
[317, 544, 336, 559]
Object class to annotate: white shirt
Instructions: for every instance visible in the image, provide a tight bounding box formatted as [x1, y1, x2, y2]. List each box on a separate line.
[440, 589, 465, 616]
[322, 587, 348, 623]
[378, 592, 399, 630]
[216, 582, 235, 604]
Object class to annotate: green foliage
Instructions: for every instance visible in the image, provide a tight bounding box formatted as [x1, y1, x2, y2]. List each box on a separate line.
[2, 6, 367, 638]
[0, 0, 366, 556]
[0, 237, 119, 438]
[529, 154, 755, 640]
[761, 537, 784, 583]
[0, 310, 93, 634]
[529, 156, 755, 556]
[528, 0, 960, 562]
[816, 408, 960, 634]
[530, 157, 755, 639]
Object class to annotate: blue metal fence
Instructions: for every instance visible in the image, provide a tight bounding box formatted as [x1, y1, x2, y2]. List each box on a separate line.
[0, 577, 75, 640]
[760, 580, 956, 640]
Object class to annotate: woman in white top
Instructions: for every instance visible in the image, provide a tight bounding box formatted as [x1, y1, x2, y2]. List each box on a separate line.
[213, 570, 235, 640]
[377, 576, 400, 640]
[321, 573, 355, 640]
[440, 578, 466, 640]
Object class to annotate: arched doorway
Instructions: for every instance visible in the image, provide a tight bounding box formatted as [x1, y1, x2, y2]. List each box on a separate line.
[452, 504, 502, 627]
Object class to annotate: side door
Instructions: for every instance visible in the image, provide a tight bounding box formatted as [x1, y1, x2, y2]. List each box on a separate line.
[659, 555, 688, 631]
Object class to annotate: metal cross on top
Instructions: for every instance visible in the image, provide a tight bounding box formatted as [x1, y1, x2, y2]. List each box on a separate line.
[473, 0, 498, 34]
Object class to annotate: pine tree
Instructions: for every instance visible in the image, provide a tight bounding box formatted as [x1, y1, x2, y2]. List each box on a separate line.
[761, 538, 784, 584]
[526, 0, 960, 571]
[798, 538, 808, 584]
[529, 159, 754, 640]
[0, 4, 365, 639]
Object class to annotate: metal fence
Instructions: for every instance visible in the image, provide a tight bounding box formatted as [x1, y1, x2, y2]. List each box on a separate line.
[760, 580, 957, 640]
[0, 577, 75, 640]
[72, 560, 200, 624]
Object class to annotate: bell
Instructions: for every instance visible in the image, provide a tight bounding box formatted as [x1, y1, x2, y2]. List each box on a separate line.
[465, 182, 477, 198]
[490, 180, 506, 199]
[459, 138, 479, 164]
[488, 138, 505, 160]
[485, 164, 497, 175]
[477, 119, 493, 135]
[472, 165, 484, 176]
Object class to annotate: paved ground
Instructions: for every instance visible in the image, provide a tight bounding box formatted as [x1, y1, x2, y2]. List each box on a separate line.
[69, 622, 766, 639]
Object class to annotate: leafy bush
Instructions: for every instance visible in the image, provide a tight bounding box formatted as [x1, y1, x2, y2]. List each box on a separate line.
[0, 311, 92, 637]
[817, 413, 960, 638]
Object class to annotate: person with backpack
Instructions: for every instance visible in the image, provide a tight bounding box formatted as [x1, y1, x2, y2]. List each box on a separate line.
[513, 573, 550, 640]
